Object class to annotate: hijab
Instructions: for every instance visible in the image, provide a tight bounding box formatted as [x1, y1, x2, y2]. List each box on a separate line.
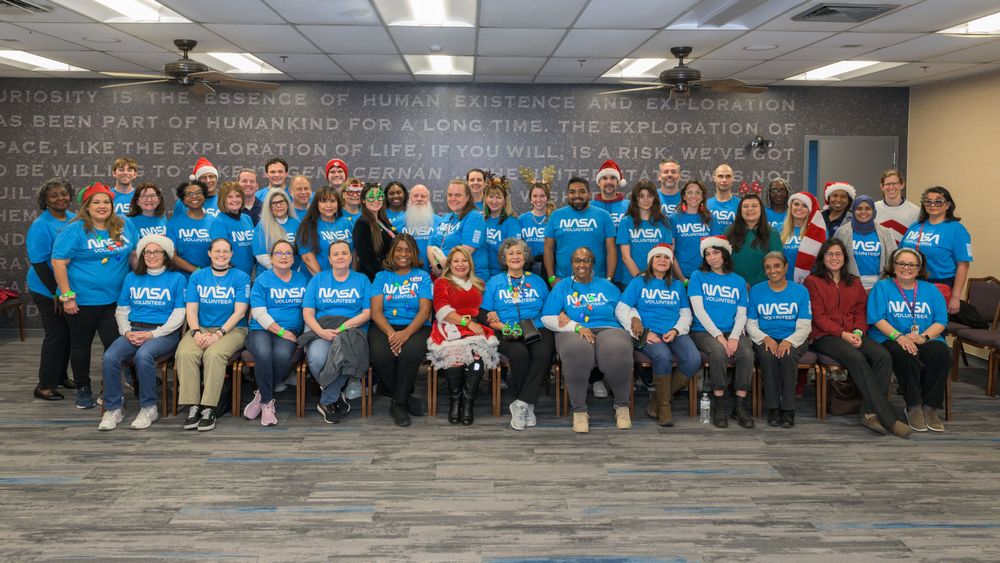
[850, 195, 876, 236]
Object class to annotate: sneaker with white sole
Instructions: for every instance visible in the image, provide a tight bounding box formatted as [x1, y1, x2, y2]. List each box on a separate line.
[273, 382, 288, 393]
[243, 390, 262, 420]
[509, 400, 527, 431]
[131, 405, 159, 429]
[198, 407, 216, 431]
[98, 408, 123, 431]
[592, 380, 608, 398]
[525, 403, 537, 427]
[573, 412, 590, 433]
[261, 399, 277, 427]
[183, 405, 202, 430]
[615, 405, 632, 429]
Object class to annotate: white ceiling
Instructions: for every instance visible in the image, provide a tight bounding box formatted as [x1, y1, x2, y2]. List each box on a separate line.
[0, 0, 999, 87]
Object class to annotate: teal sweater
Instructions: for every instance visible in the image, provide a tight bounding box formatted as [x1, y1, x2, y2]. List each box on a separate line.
[724, 226, 783, 287]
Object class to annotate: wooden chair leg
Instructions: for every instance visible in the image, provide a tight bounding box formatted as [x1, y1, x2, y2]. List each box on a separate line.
[362, 367, 372, 418]
[989, 351, 998, 398]
[752, 366, 761, 418]
[689, 374, 697, 417]
[17, 304, 25, 342]
[160, 362, 170, 418]
[172, 363, 179, 417]
[295, 364, 305, 418]
[945, 375, 952, 422]
[493, 365, 501, 418]
[553, 363, 561, 418]
[232, 361, 242, 418]
[428, 366, 437, 418]
[960, 343, 969, 367]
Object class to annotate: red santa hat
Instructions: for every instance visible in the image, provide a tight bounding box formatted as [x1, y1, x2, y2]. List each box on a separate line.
[595, 159, 626, 188]
[77, 182, 114, 204]
[325, 159, 348, 178]
[700, 235, 732, 256]
[788, 191, 829, 283]
[189, 158, 218, 181]
[823, 181, 856, 205]
[647, 243, 674, 263]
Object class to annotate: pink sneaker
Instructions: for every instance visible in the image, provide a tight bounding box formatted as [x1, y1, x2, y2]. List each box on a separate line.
[261, 399, 277, 427]
[243, 390, 262, 420]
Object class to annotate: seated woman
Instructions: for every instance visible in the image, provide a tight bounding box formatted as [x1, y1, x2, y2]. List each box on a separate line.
[300, 240, 372, 424]
[166, 181, 213, 279]
[615, 244, 699, 427]
[746, 252, 812, 428]
[482, 238, 553, 430]
[243, 240, 309, 427]
[427, 247, 499, 425]
[687, 235, 755, 429]
[126, 182, 167, 237]
[805, 238, 910, 438]
[354, 183, 396, 281]
[725, 189, 782, 287]
[254, 189, 302, 277]
[209, 182, 256, 276]
[369, 234, 434, 427]
[834, 196, 897, 290]
[175, 238, 251, 432]
[617, 181, 671, 287]
[867, 248, 951, 432]
[482, 176, 521, 278]
[98, 234, 186, 431]
[541, 247, 633, 433]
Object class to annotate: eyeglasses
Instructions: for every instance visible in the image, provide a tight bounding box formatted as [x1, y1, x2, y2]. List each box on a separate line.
[769, 187, 788, 194]
[270, 200, 287, 207]
[922, 199, 947, 207]
[894, 261, 919, 269]
[882, 181, 901, 187]
[273, 251, 293, 258]
[183, 191, 204, 198]
[138, 194, 159, 201]
[365, 189, 385, 203]
[571, 258, 593, 264]
[143, 250, 164, 257]
[824, 252, 844, 258]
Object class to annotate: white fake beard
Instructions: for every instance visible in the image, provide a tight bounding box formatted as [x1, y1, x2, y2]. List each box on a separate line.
[406, 202, 436, 231]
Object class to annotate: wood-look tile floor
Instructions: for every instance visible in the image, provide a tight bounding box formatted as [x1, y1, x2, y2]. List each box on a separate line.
[1, 336, 998, 562]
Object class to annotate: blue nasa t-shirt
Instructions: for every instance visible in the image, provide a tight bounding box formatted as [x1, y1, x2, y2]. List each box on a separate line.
[433, 211, 488, 278]
[252, 216, 303, 276]
[210, 213, 255, 275]
[706, 196, 739, 231]
[545, 205, 616, 279]
[669, 211, 721, 279]
[659, 191, 681, 215]
[853, 230, 882, 276]
[482, 272, 549, 327]
[128, 214, 168, 238]
[185, 267, 251, 328]
[166, 212, 213, 275]
[117, 270, 187, 325]
[782, 226, 802, 281]
[867, 279, 948, 343]
[248, 269, 308, 333]
[371, 268, 433, 326]
[687, 269, 748, 334]
[592, 199, 629, 283]
[111, 189, 134, 216]
[485, 215, 522, 277]
[401, 214, 443, 273]
[615, 218, 672, 285]
[518, 212, 549, 257]
[51, 220, 139, 306]
[299, 216, 354, 271]
[748, 281, 811, 340]
[26, 210, 75, 296]
[386, 208, 406, 228]
[173, 194, 219, 219]
[542, 277, 621, 329]
[899, 220, 973, 280]
[303, 269, 371, 323]
[619, 276, 689, 336]
[766, 208, 787, 231]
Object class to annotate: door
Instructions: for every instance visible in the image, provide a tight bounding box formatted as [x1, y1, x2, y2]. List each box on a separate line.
[804, 136, 898, 199]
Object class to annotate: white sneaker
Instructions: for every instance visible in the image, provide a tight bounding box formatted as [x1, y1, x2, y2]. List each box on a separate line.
[131, 405, 159, 429]
[525, 404, 537, 427]
[592, 380, 608, 398]
[98, 408, 123, 431]
[509, 400, 527, 431]
[343, 377, 363, 400]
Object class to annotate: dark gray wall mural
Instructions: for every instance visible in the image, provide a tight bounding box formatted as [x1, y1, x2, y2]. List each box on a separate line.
[0, 78, 908, 329]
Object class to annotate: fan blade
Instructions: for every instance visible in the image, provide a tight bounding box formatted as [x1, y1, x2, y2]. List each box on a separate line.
[101, 71, 166, 79]
[710, 85, 768, 94]
[217, 79, 280, 91]
[692, 78, 748, 88]
[618, 80, 661, 86]
[188, 71, 236, 82]
[669, 88, 690, 100]
[100, 79, 171, 88]
[187, 82, 215, 96]
[596, 85, 665, 96]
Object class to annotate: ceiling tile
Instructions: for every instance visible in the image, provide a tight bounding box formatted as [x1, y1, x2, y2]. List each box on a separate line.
[629, 29, 747, 59]
[265, 0, 382, 25]
[0, 1, 92, 23]
[480, 0, 588, 28]
[850, 0, 1000, 33]
[477, 28, 565, 57]
[533, 76, 596, 83]
[926, 39, 1000, 63]
[106, 51, 183, 72]
[777, 32, 924, 61]
[16, 23, 172, 52]
[414, 75, 474, 82]
[730, 60, 831, 80]
[388, 27, 476, 56]
[32, 51, 154, 73]
[210, 25, 321, 54]
[553, 30, 657, 58]
[297, 26, 398, 55]
[862, 34, 988, 62]
[475, 57, 546, 75]
[330, 54, 408, 74]
[0, 69, 42, 77]
[285, 73, 353, 81]
[860, 62, 979, 82]
[0, 23, 91, 51]
[686, 58, 765, 77]
[354, 74, 415, 82]
[538, 57, 619, 77]
[701, 31, 834, 60]
[107, 24, 241, 52]
[758, 0, 925, 32]
[157, 0, 284, 24]
[474, 75, 535, 82]
[256, 53, 344, 73]
[895, 62, 1000, 86]
[574, 0, 694, 30]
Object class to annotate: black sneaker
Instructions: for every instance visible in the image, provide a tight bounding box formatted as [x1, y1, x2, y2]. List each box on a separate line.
[317, 396, 351, 424]
[731, 397, 755, 429]
[198, 407, 216, 432]
[779, 409, 795, 428]
[183, 405, 202, 430]
[389, 400, 411, 427]
[767, 408, 781, 427]
[405, 394, 426, 417]
[712, 395, 729, 428]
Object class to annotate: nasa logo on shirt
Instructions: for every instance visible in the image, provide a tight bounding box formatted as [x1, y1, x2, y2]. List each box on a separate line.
[178, 228, 210, 240]
[640, 288, 680, 303]
[139, 226, 167, 237]
[559, 218, 598, 230]
[522, 226, 545, 240]
[270, 287, 304, 302]
[86, 234, 131, 253]
[889, 300, 931, 316]
[487, 228, 503, 245]
[713, 210, 735, 223]
[198, 285, 235, 300]
[630, 228, 662, 240]
[853, 240, 880, 253]
[702, 283, 739, 302]
[318, 287, 361, 301]
[757, 302, 798, 318]
[566, 292, 610, 307]
[676, 222, 709, 235]
[904, 231, 938, 246]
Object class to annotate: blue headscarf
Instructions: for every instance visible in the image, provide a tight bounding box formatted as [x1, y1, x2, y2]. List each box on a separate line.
[850, 195, 876, 236]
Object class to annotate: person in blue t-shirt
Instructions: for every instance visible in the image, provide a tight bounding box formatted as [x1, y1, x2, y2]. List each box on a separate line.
[173, 158, 219, 218]
[899, 186, 972, 315]
[706, 164, 739, 231]
[339, 179, 363, 228]
[110, 157, 137, 216]
[244, 240, 309, 428]
[686, 235, 754, 429]
[867, 248, 951, 432]
[745, 252, 813, 428]
[657, 159, 682, 215]
[368, 234, 434, 427]
[591, 161, 630, 285]
[166, 181, 214, 278]
[669, 179, 720, 282]
[52, 183, 139, 409]
[617, 181, 672, 286]
[482, 180, 522, 278]
[385, 181, 408, 227]
[543, 177, 617, 286]
[125, 182, 168, 238]
[298, 186, 350, 274]
[175, 238, 251, 431]
[481, 238, 554, 430]
[764, 178, 791, 230]
[253, 189, 302, 277]
[429, 179, 489, 279]
[301, 240, 373, 424]
[518, 182, 554, 278]
[400, 184, 443, 274]
[468, 168, 486, 211]
[209, 182, 256, 276]
[615, 244, 699, 427]
[834, 196, 897, 291]
[98, 235, 187, 431]
[26, 177, 77, 400]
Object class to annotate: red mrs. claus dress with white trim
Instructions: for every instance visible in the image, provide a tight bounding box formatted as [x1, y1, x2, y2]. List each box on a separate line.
[426, 276, 499, 370]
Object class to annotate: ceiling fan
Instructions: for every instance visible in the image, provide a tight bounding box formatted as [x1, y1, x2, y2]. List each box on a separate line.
[598, 46, 767, 99]
[100, 39, 279, 96]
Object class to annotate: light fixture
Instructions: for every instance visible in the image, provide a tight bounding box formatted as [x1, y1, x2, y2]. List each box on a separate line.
[84, 37, 121, 43]
[412, 0, 445, 26]
[47, 0, 188, 23]
[0, 50, 87, 71]
[750, 135, 774, 148]
[785, 60, 905, 81]
[429, 55, 452, 74]
[379, 0, 475, 27]
[743, 44, 777, 51]
[601, 58, 666, 78]
[939, 11, 1000, 35]
[203, 53, 281, 74]
[404, 54, 473, 75]
[92, 0, 158, 20]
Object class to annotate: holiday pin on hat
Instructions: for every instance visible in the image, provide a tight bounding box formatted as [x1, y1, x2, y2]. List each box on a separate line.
[595, 159, 626, 188]
[189, 157, 218, 181]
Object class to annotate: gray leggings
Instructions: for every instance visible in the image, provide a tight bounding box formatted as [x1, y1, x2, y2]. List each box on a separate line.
[689, 330, 754, 393]
[555, 327, 633, 412]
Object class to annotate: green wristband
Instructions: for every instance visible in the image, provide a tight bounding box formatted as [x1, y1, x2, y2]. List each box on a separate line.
[338, 323, 346, 331]
[277, 328, 286, 337]
[889, 330, 900, 341]
[548, 276, 555, 283]
[575, 324, 581, 333]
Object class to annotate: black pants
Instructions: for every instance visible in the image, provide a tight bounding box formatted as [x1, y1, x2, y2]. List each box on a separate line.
[368, 324, 432, 404]
[881, 339, 951, 410]
[754, 341, 808, 411]
[497, 327, 554, 405]
[63, 303, 118, 388]
[29, 291, 71, 390]
[810, 334, 899, 427]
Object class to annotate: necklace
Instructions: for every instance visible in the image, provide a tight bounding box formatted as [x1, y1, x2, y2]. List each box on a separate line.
[529, 213, 547, 226]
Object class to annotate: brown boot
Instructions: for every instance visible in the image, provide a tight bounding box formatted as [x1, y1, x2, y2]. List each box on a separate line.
[652, 374, 674, 426]
[669, 370, 689, 397]
[646, 389, 658, 419]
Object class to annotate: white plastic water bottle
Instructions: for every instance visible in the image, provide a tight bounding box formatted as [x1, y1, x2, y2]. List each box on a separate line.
[699, 393, 711, 423]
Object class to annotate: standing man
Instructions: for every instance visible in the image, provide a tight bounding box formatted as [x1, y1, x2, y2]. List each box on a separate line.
[173, 157, 219, 218]
[591, 159, 630, 285]
[657, 158, 682, 215]
[238, 168, 263, 225]
[325, 159, 348, 191]
[401, 184, 443, 273]
[544, 177, 616, 286]
[874, 169, 919, 245]
[467, 168, 486, 211]
[765, 178, 791, 229]
[110, 157, 137, 215]
[255, 157, 289, 202]
[706, 163, 739, 231]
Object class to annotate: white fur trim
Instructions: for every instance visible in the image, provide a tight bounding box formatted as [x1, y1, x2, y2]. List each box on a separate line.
[700, 236, 732, 255]
[435, 305, 457, 323]
[426, 334, 500, 370]
[824, 182, 856, 202]
[646, 245, 673, 263]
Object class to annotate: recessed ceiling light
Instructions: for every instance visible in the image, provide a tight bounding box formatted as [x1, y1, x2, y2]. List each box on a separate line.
[786, 60, 906, 81]
[743, 44, 778, 51]
[0, 51, 88, 72]
[48, 0, 188, 23]
[84, 37, 121, 43]
[939, 10, 1000, 35]
[602, 58, 666, 78]
[382, 0, 475, 27]
[202, 53, 281, 74]
[404, 54, 473, 75]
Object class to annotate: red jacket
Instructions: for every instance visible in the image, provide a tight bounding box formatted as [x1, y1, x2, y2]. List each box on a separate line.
[803, 273, 868, 339]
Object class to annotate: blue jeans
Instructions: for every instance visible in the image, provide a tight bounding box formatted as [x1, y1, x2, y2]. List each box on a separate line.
[306, 338, 349, 405]
[640, 334, 700, 378]
[101, 329, 180, 411]
[245, 329, 298, 403]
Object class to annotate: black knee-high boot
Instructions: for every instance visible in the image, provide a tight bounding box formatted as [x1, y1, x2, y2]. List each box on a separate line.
[442, 367, 464, 424]
[460, 361, 485, 426]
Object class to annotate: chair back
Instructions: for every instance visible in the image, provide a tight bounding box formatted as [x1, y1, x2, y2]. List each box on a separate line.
[965, 277, 1000, 330]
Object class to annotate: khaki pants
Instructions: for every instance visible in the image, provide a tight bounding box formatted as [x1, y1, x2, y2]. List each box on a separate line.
[175, 326, 248, 407]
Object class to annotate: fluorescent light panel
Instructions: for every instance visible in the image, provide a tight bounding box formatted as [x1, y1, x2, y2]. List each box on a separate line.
[0, 51, 88, 72]
[939, 11, 1000, 35]
[412, 0, 445, 26]
[379, 0, 475, 27]
[602, 58, 667, 78]
[48, 0, 188, 23]
[404, 54, 472, 75]
[204, 53, 281, 74]
[786, 60, 906, 81]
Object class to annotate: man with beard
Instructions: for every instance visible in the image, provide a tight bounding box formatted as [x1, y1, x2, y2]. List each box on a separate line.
[544, 177, 616, 287]
[110, 157, 137, 215]
[403, 184, 443, 273]
[706, 163, 739, 231]
[255, 157, 290, 202]
[591, 159, 629, 285]
[657, 158, 682, 215]
[173, 157, 220, 218]
[238, 168, 263, 225]
[765, 178, 791, 229]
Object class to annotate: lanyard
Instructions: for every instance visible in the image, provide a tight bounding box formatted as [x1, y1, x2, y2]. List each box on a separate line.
[892, 278, 920, 331]
[915, 222, 924, 250]
[506, 273, 525, 321]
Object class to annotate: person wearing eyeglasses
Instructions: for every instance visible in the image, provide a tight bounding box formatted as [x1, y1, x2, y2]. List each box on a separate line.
[764, 178, 791, 230]
[125, 182, 167, 238]
[340, 178, 363, 226]
[173, 158, 220, 218]
[253, 190, 302, 277]
[354, 182, 397, 282]
[867, 248, 951, 433]
[97, 234, 186, 431]
[874, 170, 919, 246]
[833, 195, 898, 291]
[166, 181, 213, 279]
[899, 187, 972, 315]
[209, 182, 256, 276]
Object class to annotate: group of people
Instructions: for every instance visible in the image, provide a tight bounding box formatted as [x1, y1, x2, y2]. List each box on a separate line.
[25, 155, 970, 437]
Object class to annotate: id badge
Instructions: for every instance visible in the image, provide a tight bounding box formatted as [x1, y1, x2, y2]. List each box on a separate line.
[911, 324, 920, 335]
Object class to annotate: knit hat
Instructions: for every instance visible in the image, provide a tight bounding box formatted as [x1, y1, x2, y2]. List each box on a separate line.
[136, 233, 175, 259]
[77, 182, 114, 204]
[700, 235, 732, 255]
[647, 243, 674, 263]
[596, 159, 626, 188]
[325, 159, 348, 178]
[189, 158, 218, 181]
[823, 181, 856, 205]
[789, 191, 828, 284]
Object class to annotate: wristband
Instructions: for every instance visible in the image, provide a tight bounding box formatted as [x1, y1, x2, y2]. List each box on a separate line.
[889, 330, 900, 341]
[190, 329, 201, 337]
[277, 328, 286, 337]
[460, 316, 470, 327]
[548, 276, 555, 283]
[852, 329, 863, 337]
[338, 323, 347, 331]
[575, 324, 581, 333]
